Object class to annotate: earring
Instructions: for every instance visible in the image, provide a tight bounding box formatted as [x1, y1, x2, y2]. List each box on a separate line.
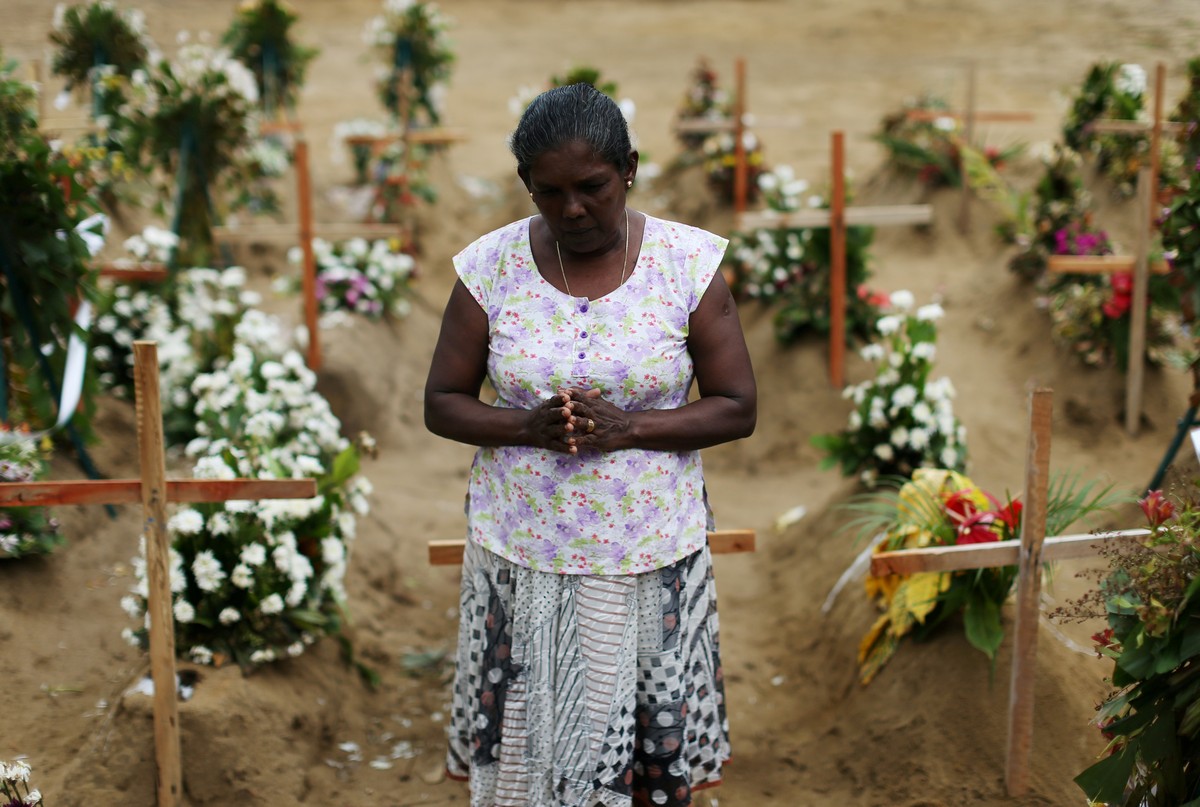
[529, 192, 534, 199]
[626, 180, 633, 188]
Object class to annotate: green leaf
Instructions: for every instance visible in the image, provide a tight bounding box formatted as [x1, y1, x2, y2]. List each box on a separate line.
[1074, 743, 1139, 803]
[963, 593, 1004, 660]
[322, 446, 361, 492]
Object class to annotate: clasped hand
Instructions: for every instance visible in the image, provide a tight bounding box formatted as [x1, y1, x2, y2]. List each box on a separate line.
[527, 386, 627, 455]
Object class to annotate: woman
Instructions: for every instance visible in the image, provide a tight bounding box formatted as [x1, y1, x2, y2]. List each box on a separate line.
[425, 82, 756, 807]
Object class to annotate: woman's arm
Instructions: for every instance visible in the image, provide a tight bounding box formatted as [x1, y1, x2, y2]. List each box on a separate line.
[561, 270, 757, 452]
[424, 281, 577, 451]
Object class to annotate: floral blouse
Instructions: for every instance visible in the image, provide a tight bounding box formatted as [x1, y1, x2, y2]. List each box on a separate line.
[454, 214, 727, 575]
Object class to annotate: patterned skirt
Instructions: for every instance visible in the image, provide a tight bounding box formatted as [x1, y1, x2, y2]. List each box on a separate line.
[446, 540, 730, 807]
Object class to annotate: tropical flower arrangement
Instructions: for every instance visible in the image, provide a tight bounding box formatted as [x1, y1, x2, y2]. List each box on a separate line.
[674, 58, 731, 151]
[364, 0, 454, 126]
[222, 0, 319, 117]
[1071, 489, 1200, 806]
[49, 0, 154, 120]
[726, 164, 884, 344]
[121, 311, 373, 671]
[92, 227, 264, 444]
[876, 93, 1021, 189]
[0, 430, 63, 560]
[0, 758, 42, 806]
[117, 42, 260, 268]
[284, 236, 416, 322]
[852, 468, 1116, 685]
[811, 294, 966, 487]
[700, 128, 765, 206]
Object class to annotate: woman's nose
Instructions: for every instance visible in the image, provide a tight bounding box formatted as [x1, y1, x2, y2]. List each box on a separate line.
[563, 192, 586, 219]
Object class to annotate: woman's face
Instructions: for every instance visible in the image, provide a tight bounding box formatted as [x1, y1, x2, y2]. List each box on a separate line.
[523, 139, 636, 256]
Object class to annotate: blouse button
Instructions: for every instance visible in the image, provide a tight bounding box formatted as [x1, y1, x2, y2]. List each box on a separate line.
[580, 331, 588, 339]
[580, 304, 589, 313]
[578, 352, 585, 360]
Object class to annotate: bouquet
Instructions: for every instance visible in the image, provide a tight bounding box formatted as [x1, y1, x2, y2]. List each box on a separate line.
[0, 758, 42, 806]
[1000, 144, 1098, 279]
[812, 294, 966, 487]
[0, 430, 63, 560]
[122, 311, 372, 671]
[1170, 57, 1200, 171]
[674, 58, 731, 151]
[701, 129, 764, 205]
[222, 0, 319, 116]
[853, 468, 1116, 684]
[509, 65, 636, 125]
[364, 0, 454, 126]
[727, 164, 885, 344]
[49, 0, 154, 120]
[118, 43, 260, 268]
[333, 117, 389, 184]
[876, 93, 1021, 189]
[0, 51, 38, 150]
[285, 236, 416, 321]
[1073, 489, 1200, 806]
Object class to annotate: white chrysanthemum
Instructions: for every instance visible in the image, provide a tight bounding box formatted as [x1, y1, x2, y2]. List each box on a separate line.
[194, 455, 236, 480]
[891, 426, 910, 448]
[122, 627, 140, 646]
[1116, 63, 1147, 96]
[189, 645, 213, 665]
[876, 315, 902, 335]
[231, 564, 254, 589]
[121, 595, 142, 619]
[916, 304, 944, 321]
[940, 446, 960, 468]
[241, 543, 267, 566]
[891, 385, 918, 408]
[873, 444, 895, 462]
[192, 550, 226, 592]
[859, 343, 885, 362]
[173, 600, 196, 623]
[250, 648, 276, 664]
[168, 509, 205, 535]
[260, 593, 285, 615]
[287, 642, 305, 658]
[911, 342, 937, 361]
[908, 428, 931, 450]
[219, 607, 241, 625]
[912, 401, 934, 424]
[889, 290, 915, 311]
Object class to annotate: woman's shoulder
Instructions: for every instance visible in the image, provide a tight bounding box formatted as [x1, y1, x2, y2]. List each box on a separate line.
[642, 214, 728, 251]
[457, 217, 533, 258]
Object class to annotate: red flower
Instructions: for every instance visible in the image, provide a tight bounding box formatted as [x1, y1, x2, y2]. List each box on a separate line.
[944, 490, 1000, 544]
[997, 499, 1023, 533]
[1102, 294, 1131, 319]
[1139, 490, 1175, 527]
[1110, 272, 1134, 295]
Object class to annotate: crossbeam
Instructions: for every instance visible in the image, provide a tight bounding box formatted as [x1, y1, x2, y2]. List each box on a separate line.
[737, 204, 933, 231]
[212, 222, 405, 243]
[428, 529, 756, 566]
[904, 109, 1035, 124]
[0, 478, 315, 507]
[94, 262, 170, 282]
[1046, 255, 1169, 275]
[869, 528, 1150, 576]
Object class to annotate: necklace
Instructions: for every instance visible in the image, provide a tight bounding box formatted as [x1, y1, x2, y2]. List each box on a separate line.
[555, 208, 630, 299]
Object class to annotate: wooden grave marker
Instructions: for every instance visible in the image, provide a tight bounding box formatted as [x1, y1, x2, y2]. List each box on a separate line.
[0, 341, 317, 807]
[428, 529, 757, 566]
[736, 131, 934, 388]
[867, 388, 1146, 796]
[1046, 167, 1164, 436]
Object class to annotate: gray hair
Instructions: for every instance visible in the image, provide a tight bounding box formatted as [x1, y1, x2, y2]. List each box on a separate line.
[509, 83, 633, 175]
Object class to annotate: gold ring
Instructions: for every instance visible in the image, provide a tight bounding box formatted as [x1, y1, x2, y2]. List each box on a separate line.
[586, 418, 595, 434]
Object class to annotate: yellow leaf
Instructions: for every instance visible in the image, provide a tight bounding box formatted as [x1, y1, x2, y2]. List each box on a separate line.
[905, 571, 948, 624]
[858, 612, 891, 665]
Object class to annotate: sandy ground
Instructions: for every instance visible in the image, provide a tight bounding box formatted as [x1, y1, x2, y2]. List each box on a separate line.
[4, 0, 1200, 804]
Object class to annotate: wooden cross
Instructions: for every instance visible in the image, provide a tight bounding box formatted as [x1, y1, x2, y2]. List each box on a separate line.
[427, 529, 757, 566]
[673, 58, 806, 217]
[0, 341, 316, 807]
[1089, 63, 1185, 228]
[736, 131, 934, 388]
[866, 388, 1144, 796]
[212, 137, 411, 372]
[1046, 167, 1164, 436]
[902, 61, 1036, 233]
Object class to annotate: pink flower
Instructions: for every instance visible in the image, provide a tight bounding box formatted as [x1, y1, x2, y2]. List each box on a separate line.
[1138, 490, 1175, 527]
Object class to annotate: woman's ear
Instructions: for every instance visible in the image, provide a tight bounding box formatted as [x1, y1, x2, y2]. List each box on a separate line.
[625, 150, 640, 186]
[517, 167, 531, 194]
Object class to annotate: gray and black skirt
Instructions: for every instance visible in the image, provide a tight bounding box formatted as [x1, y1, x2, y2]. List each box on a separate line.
[446, 540, 730, 807]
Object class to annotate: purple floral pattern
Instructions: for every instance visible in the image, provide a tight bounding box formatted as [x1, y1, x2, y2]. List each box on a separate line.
[454, 215, 727, 575]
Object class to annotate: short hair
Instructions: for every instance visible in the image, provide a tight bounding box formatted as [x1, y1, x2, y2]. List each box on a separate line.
[509, 83, 632, 175]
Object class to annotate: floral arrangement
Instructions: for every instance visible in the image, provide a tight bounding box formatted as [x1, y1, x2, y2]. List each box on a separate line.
[853, 468, 1116, 684]
[0, 70, 103, 444]
[333, 118, 389, 184]
[0, 430, 63, 560]
[222, 0, 319, 116]
[1071, 489, 1200, 805]
[92, 227, 263, 444]
[227, 135, 290, 216]
[509, 65, 636, 125]
[1170, 58, 1200, 170]
[812, 294, 966, 487]
[1062, 62, 1184, 198]
[700, 129, 765, 206]
[122, 311, 373, 671]
[726, 164, 884, 344]
[117, 43, 260, 268]
[0, 758, 42, 806]
[368, 139, 438, 220]
[876, 94, 1021, 189]
[364, 0, 454, 126]
[49, 0, 154, 120]
[0, 51, 38, 150]
[284, 236, 416, 321]
[674, 58, 731, 151]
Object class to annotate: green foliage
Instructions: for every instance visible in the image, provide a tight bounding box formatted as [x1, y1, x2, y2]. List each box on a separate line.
[1170, 57, 1200, 170]
[49, 1, 152, 88]
[1076, 490, 1200, 806]
[366, 0, 455, 126]
[0, 433, 65, 560]
[223, 0, 319, 115]
[674, 58, 731, 151]
[0, 51, 38, 151]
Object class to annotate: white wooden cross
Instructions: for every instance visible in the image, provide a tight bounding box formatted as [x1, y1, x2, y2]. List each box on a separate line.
[0, 341, 316, 807]
[1046, 167, 1168, 436]
[736, 131, 934, 388]
[866, 388, 1145, 796]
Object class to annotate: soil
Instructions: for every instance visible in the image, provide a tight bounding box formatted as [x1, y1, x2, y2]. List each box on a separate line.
[4, 1, 1200, 805]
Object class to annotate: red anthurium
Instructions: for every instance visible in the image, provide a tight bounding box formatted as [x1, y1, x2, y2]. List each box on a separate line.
[1138, 490, 1175, 527]
[997, 499, 1023, 532]
[944, 489, 1001, 545]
